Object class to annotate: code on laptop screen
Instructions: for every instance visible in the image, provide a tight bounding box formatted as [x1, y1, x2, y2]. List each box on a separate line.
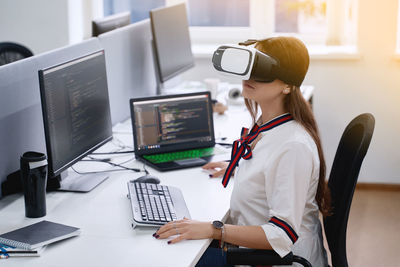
[133, 94, 213, 152]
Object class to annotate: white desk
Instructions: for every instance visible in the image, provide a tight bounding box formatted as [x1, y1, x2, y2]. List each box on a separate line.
[0, 108, 250, 267]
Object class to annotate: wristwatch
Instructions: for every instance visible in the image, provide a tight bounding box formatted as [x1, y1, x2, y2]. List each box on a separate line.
[212, 220, 225, 249]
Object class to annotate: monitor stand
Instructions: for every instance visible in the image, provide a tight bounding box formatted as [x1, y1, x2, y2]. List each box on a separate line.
[48, 170, 109, 193]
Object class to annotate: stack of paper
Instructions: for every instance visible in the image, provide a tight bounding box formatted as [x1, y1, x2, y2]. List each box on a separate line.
[0, 243, 46, 259]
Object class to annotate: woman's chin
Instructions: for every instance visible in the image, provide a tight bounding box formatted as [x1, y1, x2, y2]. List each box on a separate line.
[241, 88, 253, 99]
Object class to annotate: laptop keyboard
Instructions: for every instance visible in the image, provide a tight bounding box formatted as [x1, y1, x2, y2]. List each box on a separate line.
[143, 147, 216, 164]
[134, 182, 178, 222]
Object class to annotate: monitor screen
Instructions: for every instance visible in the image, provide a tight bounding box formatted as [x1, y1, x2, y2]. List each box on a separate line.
[150, 3, 194, 83]
[131, 92, 214, 155]
[92, 11, 131, 37]
[39, 51, 113, 177]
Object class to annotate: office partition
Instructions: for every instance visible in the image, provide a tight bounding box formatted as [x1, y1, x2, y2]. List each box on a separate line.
[98, 19, 157, 125]
[0, 38, 103, 199]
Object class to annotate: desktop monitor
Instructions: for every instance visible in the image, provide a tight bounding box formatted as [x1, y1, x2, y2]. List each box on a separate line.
[150, 3, 194, 93]
[38, 50, 113, 192]
[92, 11, 131, 37]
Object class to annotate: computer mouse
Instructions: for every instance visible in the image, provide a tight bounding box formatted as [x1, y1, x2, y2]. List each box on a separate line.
[133, 175, 160, 184]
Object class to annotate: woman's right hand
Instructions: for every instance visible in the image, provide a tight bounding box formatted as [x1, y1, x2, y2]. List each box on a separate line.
[202, 161, 229, 178]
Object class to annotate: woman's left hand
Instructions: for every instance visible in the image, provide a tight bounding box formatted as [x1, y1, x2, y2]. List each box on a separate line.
[154, 218, 214, 244]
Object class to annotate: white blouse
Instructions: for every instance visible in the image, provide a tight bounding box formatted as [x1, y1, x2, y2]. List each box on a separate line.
[228, 117, 328, 267]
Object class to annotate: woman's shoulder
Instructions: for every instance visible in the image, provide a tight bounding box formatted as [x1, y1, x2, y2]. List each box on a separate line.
[286, 121, 316, 144]
[260, 120, 318, 158]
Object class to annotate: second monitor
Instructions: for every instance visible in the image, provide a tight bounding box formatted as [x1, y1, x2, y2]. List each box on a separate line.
[150, 3, 195, 93]
[92, 11, 131, 37]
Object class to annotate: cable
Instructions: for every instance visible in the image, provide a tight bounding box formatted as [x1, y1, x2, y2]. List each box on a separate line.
[90, 150, 135, 155]
[72, 154, 144, 174]
[80, 158, 141, 172]
[216, 142, 232, 146]
[142, 162, 149, 175]
[111, 137, 134, 150]
[90, 136, 135, 155]
[71, 166, 137, 175]
[86, 156, 135, 167]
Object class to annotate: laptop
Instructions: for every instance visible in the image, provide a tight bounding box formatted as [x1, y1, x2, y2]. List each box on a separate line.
[129, 92, 229, 171]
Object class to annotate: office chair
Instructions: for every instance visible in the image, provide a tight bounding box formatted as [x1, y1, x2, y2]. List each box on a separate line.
[0, 42, 33, 66]
[323, 113, 375, 267]
[226, 113, 375, 267]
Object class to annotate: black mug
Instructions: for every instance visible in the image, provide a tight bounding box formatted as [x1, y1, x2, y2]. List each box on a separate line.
[20, 151, 48, 218]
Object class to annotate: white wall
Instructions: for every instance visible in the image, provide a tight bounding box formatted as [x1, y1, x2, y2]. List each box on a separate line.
[0, 0, 96, 54]
[182, 0, 400, 184]
[0, 0, 70, 54]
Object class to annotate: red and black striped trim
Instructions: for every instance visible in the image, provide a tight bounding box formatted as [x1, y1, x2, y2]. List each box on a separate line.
[221, 114, 293, 188]
[269, 216, 298, 244]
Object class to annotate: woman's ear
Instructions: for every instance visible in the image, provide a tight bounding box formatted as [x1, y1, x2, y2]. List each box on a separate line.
[282, 85, 291, 94]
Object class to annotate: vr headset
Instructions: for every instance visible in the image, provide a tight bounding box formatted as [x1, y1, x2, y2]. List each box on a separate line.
[212, 43, 302, 87]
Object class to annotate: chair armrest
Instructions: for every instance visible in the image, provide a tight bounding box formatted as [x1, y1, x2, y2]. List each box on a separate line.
[226, 247, 294, 265]
[226, 247, 313, 267]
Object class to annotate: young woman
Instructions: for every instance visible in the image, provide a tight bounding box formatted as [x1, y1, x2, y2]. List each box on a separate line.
[153, 37, 331, 267]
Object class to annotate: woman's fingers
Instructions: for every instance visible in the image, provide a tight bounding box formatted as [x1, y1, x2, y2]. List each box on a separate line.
[210, 168, 227, 178]
[202, 161, 227, 170]
[153, 220, 214, 244]
[156, 228, 178, 239]
[201, 162, 218, 169]
[156, 221, 174, 235]
[167, 234, 186, 244]
[155, 220, 188, 239]
[156, 219, 186, 236]
[202, 162, 229, 178]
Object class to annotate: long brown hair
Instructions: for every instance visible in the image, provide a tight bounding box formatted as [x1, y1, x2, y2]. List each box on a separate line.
[244, 37, 331, 216]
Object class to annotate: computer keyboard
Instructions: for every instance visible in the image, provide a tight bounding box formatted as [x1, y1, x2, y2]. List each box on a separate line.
[127, 181, 191, 228]
[142, 147, 216, 164]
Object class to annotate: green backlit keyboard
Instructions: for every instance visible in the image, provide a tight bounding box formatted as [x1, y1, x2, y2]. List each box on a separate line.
[143, 147, 216, 164]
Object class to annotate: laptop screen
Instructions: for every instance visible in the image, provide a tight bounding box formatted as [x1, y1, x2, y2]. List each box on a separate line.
[130, 92, 215, 155]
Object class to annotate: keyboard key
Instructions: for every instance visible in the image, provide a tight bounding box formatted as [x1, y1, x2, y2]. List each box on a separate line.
[155, 197, 164, 218]
[160, 197, 172, 221]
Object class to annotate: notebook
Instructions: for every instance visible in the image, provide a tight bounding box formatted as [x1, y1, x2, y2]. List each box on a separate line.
[0, 221, 80, 250]
[0, 243, 46, 258]
[129, 91, 229, 171]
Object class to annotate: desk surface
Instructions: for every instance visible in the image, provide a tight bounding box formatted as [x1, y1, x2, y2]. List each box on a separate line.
[0, 153, 233, 267]
[0, 106, 251, 267]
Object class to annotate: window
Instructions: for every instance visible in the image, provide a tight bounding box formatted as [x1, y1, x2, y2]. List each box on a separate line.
[102, 0, 357, 47]
[103, 0, 165, 23]
[275, 0, 327, 35]
[397, 0, 400, 54]
[188, 0, 357, 46]
[187, 0, 250, 27]
[102, 0, 250, 26]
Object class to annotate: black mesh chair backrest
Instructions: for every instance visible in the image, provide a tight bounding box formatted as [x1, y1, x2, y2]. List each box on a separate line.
[0, 42, 33, 66]
[323, 113, 375, 267]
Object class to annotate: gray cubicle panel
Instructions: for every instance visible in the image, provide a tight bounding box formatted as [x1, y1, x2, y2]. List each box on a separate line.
[0, 38, 103, 199]
[98, 19, 157, 125]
